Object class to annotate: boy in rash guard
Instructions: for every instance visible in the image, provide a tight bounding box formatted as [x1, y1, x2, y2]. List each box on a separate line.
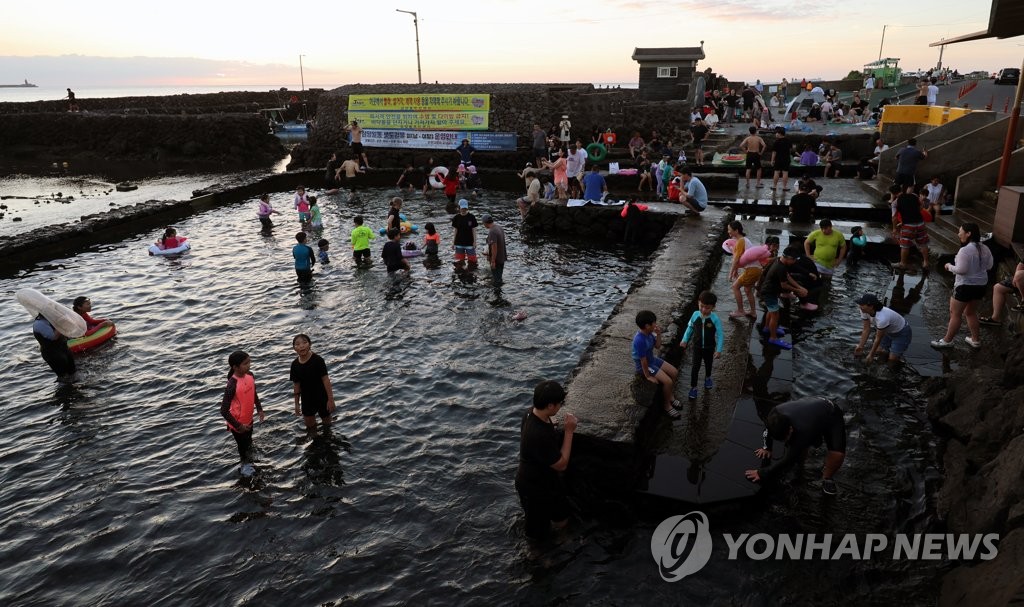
[292, 232, 316, 282]
[745, 396, 847, 495]
[680, 291, 724, 400]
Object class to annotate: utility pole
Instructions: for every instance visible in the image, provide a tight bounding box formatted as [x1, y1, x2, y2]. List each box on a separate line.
[937, 40, 945, 71]
[299, 54, 306, 92]
[878, 24, 888, 61]
[396, 9, 422, 84]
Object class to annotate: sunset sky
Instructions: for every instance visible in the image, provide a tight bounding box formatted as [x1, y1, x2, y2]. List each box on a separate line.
[0, 0, 1019, 86]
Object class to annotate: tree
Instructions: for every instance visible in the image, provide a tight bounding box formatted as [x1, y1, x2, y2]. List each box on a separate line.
[845, 70, 863, 81]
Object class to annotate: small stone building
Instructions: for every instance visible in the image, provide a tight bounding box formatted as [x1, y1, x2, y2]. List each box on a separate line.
[631, 45, 705, 102]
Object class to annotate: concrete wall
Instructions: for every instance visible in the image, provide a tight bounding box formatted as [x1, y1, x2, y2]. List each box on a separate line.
[878, 112, 1008, 188]
[0, 89, 324, 117]
[521, 199, 677, 243]
[292, 83, 698, 171]
[955, 147, 1024, 207]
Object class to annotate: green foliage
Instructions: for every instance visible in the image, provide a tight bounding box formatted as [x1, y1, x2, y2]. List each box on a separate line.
[845, 70, 863, 80]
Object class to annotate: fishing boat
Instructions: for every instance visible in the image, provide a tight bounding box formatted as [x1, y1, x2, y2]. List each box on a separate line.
[0, 79, 37, 88]
[257, 108, 309, 139]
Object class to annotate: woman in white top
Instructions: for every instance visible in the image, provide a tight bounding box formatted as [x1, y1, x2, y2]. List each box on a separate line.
[931, 222, 993, 349]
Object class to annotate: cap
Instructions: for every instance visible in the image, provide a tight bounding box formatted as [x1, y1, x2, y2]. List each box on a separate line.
[458, 199, 469, 209]
[855, 293, 881, 306]
[481, 215, 494, 223]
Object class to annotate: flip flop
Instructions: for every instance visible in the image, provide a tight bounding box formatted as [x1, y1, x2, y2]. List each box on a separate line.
[979, 316, 1002, 326]
[767, 338, 793, 350]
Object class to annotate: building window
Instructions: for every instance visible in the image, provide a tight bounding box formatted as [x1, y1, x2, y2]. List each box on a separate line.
[657, 67, 678, 78]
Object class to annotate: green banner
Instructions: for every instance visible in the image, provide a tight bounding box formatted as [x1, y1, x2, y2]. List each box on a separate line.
[347, 110, 489, 130]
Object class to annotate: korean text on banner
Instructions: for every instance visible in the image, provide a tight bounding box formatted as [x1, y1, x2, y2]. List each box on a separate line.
[347, 111, 489, 130]
[348, 94, 490, 112]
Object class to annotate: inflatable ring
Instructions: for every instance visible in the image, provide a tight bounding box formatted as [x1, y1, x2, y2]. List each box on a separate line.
[585, 142, 607, 163]
[428, 166, 448, 189]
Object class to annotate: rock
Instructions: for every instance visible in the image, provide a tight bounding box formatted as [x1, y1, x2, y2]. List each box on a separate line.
[939, 527, 1024, 606]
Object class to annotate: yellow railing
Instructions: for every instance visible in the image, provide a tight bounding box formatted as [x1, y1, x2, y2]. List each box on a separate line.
[879, 105, 974, 133]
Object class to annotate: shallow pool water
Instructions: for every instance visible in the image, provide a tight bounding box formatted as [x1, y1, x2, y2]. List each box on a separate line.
[0, 193, 950, 604]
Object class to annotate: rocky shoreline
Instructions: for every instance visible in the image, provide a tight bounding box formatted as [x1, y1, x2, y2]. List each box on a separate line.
[926, 334, 1024, 605]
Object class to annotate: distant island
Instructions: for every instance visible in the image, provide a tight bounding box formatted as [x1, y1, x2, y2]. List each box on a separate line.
[0, 79, 37, 88]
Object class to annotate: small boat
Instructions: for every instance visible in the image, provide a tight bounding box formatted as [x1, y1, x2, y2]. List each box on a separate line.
[115, 182, 138, 192]
[69, 324, 117, 354]
[0, 79, 37, 88]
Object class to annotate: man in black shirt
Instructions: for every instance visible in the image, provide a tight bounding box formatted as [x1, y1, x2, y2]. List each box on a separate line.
[451, 199, 479, 268]
[381, 228, 409, 273]
[690, 118, 709, 166]
[745, 397, 846, 495]
[788, 183, 817, 222]
[515, 380, 577, 539]
[770, 127, 792, 192]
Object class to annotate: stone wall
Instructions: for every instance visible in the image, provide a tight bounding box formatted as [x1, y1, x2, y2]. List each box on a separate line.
[0, 113, 285, 166]
[289, 83, 697, 171]
[521, 199, 676, 243]
[0, 89, 325, 119]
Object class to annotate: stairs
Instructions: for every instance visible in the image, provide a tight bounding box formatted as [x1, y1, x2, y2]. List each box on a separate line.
[927, 191, 998, 257]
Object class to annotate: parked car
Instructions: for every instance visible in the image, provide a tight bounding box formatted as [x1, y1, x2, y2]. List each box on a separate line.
[995, 68, 1020, 85]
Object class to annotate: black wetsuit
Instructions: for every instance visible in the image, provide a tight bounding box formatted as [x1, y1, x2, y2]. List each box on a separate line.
[761, 397, 846, 481]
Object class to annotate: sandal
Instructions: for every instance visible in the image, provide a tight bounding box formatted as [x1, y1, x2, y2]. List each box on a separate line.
[979, 316, 1002, 326]
[728, 311, 747, 319]
[1012, 303, 1024, 312]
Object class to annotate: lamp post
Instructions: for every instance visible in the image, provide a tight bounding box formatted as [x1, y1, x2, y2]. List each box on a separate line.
[878, 24, 888, 61]
[396, 9, 422, 84]
[299, 54, 306, 92]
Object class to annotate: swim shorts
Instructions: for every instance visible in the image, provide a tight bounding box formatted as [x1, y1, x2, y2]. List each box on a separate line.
[454, 245, 477, 260]
[745, 153, 761, 169]
[351, 142, 364, 155]
[353, 248, 370, 262]
[899, 222, 929, 248]
[516, 483, 570, 539]
[764, 295, 781, 313]
[301, 398, 329, 418]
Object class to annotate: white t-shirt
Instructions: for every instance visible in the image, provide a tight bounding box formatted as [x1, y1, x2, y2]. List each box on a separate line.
[574, 149, 588, 177]
[861, 306, 907, 335]
[865, 77, 875, 89]
[873, 144, 890, 157]
[927, 85, 938, 105]
[924, 182, 944, 204]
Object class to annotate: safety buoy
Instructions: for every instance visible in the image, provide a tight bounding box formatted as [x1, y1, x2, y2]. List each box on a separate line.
[428, 166, 448, 189]
[585, 142, 607, 163]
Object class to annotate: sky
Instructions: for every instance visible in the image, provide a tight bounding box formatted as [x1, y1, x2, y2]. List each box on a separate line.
[0, 0, 1020, 87]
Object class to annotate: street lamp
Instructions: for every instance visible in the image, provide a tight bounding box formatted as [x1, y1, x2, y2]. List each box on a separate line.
[396, 9, 422, 84]
[299, 54, 306, 92]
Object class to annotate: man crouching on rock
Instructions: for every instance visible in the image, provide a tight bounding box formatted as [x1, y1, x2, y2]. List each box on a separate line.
[745, 396, 846, 495]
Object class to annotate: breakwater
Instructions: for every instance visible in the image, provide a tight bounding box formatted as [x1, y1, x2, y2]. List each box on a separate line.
[0, 113, 285, 169]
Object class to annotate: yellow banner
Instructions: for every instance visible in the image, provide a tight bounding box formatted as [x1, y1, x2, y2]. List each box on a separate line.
[348, 94, 490, 112]
[347, 110, 489, 130]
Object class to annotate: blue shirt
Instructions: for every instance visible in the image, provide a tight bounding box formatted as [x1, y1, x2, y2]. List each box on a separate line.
[582, 172, 606, 200]
[685, 177, 708, 208]
[681, 311, 724, 352]
[456, 144, 476, 164]
[631, 330, 657, 372]
[293, 243, 315, 271]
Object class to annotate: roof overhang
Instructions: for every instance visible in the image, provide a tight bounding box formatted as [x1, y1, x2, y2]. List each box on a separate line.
[930, 0, 1024, 46]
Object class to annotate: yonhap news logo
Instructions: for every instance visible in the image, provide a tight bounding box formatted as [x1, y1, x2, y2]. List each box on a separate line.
[651, 511, 1000, 582]
[650, 512, 714, 581]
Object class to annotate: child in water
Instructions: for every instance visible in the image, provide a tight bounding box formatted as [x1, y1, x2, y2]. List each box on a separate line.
[293, 231, 316, 282]
[317, 239, 330, 264]
[160, 227, 186, 249]
[422, 222, 440, 256]
[72, 296, 113, 336]
[294, 186, 310, 224]
[220, 350, 265, 476]
[256, 193, 280, 230]
[351, 215, 375, 266]
[680, 291, 724, 399]
[290, 334, 336, 432]
[309, 196, 323, 229]
[848, 226, 867, 266]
